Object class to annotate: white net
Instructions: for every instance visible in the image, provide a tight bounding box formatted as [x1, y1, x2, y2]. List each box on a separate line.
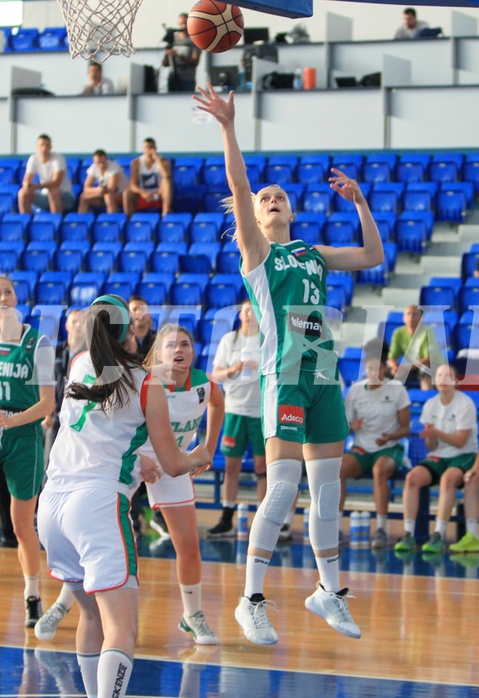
[57, 0, 144, 62]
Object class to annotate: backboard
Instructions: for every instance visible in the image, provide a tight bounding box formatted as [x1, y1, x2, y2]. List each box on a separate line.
[232, 0, 313, 19]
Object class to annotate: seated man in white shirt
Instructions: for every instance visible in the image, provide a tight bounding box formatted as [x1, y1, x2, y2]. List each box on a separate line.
[82, 61, 115, 95]
[78, 149, 129, 213]
[18, 134, 75, 214]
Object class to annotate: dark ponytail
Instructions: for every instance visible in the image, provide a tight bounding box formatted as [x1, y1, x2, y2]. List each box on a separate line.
[66, 296, 143, 412]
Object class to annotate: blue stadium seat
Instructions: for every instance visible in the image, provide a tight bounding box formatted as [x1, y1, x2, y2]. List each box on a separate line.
[203, 188, 230, 214]
[69, 274, 103, 307]
[29, 305, 65, 341]
[297, 155, 330, 185]
[461, 252, 479, 280]
[87, 250, 116, 275]
[151, 250, 180, 275]
[9, 270, 38, 298]
[441, 182, 474, 209]
[104, 272, 139, 298]
[331, 154, 363, 180]
[0, 212, 31, 241]
[372, 212, 397, 242]
[326, 271, 355, 306]
[419, 285, 456, 310]
[0, 184, 20, 213]
[170, 282, 202, 306]
[126, 219, 156, 243]
[265, 155, 298, 184]
[453, 319, 479, 353]
[291, 212, 325, 244]
[436, 190, 467, 223]
[10, 279, 31, 305]
[35, 280, 67, 305]
[0, 163, 19, 186]
[0, 245, 21, 273]
[210, 273, 244, 295]
[399, 211, 434, 241]
[383, 241, 398, 273]
[395, 159, 427, 184]
[119, 250, 149, 275]
[338, 349, 363, 386]
[302, 184, 334, 215]
[136, 280, 168, 306]
[60, 212, 95, 242]
[428, 276, 462, 300]
[38, 26, 68, 51]
[93, 213, 127, 243]
[362, 161, 392, 184]
[176, 273, 210, 292]
[395, 219, 427, 255]
[243, 155, 266, 187]
[30, 212, 62, 241]
[333, 183, 371, 213]
[39, 271, 72, 293]
[92, 241, 122, 260]
[191, 212, 224, 242]
[428, 161, 459, 185]
[22, 245, 52, 274]
[217, 250, 241, 274]
[65, 157, 81, 183]
[369, 184, 403, 214]
[204, 282, 238, 310]
[197, 316, 232, 346]
[326, 284, 347, 313]
[203, 156, 227, 188]
[402, 189, 433, 213]
[174, 184, 207, 215]
[463, 159, 479, 193]
[324, 213, 358, 245]
[11, 28, 40, 51]
[458, 286, 479, 315]
[173, 157, 204, 189]
[183, 242, 221, 271]
[158, 212, 192, 242]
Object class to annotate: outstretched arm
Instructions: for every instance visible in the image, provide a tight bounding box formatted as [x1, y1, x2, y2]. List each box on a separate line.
[317, 168, 384, 271]
[193, 84, 269, 273]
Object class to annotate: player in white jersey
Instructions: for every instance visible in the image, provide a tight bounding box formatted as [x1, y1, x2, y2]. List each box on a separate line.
[123, 138, 172, 217]
[340, 348, 411, 549]
[37, 296, 211, 698]
[194, 84, 383, 645]
[141, 323, 224, 644]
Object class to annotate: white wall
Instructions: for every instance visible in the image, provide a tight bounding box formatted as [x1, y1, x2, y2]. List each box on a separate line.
[20, 0, 479, 48]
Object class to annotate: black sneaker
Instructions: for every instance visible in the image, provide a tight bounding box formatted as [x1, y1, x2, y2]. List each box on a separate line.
[150, 510, 170, 538]
[206, 519, 235, 538]
[25, 596, 43, 628]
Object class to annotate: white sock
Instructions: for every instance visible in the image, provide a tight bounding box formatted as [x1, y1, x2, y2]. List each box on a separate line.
[77, 652, 100, 698]
[316, 554, 340, 593]
[244, 555, 270, 598]
[376, 515, 388, 532]
[404, 519, 415, 535]
[57, 584, 75, 611]
[180, 582, 201, 617]
[466, 520, 479, 537]
[223, 501, 236, 509]
[24, 574, 40, 599]
[97, 649, 133, 698]
[435, 520, 447, 538]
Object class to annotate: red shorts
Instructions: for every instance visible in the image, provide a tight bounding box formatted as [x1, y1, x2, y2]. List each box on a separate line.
[136, 194, 162, 211]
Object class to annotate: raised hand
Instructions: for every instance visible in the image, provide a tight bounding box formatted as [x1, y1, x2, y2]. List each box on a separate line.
[329, 167, 365, 204]
[193, 83, 235, 126]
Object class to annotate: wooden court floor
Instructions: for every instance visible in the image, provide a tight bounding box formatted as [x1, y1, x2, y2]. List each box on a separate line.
[1, 518, 479, 698]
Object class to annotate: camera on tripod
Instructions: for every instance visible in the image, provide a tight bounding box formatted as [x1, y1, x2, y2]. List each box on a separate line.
[162, 25, 178, 49]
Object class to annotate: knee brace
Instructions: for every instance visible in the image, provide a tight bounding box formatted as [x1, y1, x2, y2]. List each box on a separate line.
[249, 459, 302, 552]
[306, 457, 342, 550]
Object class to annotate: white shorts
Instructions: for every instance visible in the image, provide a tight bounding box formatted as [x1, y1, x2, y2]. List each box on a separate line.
[145, 459, 195, 509]
[38, 488, 138, 593]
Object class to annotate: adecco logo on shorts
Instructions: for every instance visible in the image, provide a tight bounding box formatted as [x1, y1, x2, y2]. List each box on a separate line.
[279, 405, 304, 426]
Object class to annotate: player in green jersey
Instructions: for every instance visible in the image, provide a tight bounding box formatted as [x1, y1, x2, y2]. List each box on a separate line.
[194, 84, 384, 645]
[0, 275, 56, 627]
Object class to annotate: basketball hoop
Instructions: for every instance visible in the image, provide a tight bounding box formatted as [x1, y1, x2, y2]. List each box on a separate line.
[57, 0, 144, 62]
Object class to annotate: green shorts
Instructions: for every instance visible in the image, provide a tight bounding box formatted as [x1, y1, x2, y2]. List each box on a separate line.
[347, 443, 405, 476]
[220, 413, 265, 457]
[260, 372, 349, 445]
[0, 424, 44, 500]
[419, 453, 477, 486]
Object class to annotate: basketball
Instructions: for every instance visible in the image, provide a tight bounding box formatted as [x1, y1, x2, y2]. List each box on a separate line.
[187, 1, 244, 54]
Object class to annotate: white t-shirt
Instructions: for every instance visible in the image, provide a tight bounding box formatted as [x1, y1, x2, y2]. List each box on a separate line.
[213, 330, 261, 418]
[345, 379, 410, 452]
[83, 77, 115, 95]
[138, 155, 162, 192]
[45, 352, 149, 497]
[420, 391, 478, 458]
[26, 152, 73, 195]
[86, 159, 129, 193]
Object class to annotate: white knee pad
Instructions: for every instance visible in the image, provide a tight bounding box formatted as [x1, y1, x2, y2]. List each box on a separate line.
[249, 459, 302, 552]
[306, 457, 342, 551]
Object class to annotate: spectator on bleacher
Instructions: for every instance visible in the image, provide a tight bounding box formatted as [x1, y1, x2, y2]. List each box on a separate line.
[163, 12, 201, 92]
[207, 299, 266, 539]
[122, 138, 172, 218]
[449, 454, 479, 554]
[0, 274, 56, 627]
[18, 134, 75, 215]
[78, 149, 128, 214]
[194, 84, 384, 645]
[387, 305, 444, 390]
[340, 345, 411, 550]
[394, 8, 429, 39]
[140, 323, 224, 644]
[395, 364, 477, 555]
[82, 61, 114, 95]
